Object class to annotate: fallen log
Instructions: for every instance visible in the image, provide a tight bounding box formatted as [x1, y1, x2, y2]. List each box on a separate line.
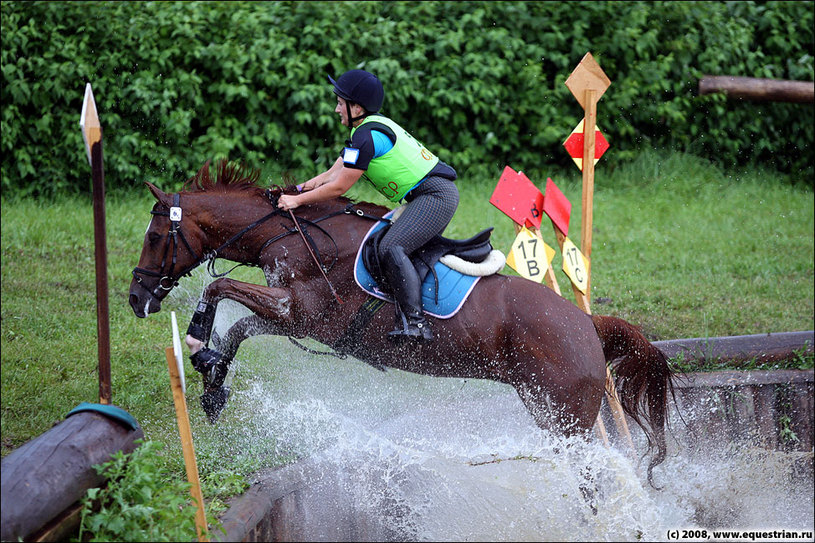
[1, 404, 143, 542]
[699, 75, 814, 103]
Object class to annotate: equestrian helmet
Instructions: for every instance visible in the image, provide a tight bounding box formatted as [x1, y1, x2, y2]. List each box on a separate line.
[328, 69, 384, 113]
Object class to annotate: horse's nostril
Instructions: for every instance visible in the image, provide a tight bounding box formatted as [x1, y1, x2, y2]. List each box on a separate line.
[129, 292, 147, 317]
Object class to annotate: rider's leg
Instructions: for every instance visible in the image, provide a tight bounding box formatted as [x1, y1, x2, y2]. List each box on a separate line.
[378, 176, 459, 341]
[382, 244, 433, 341]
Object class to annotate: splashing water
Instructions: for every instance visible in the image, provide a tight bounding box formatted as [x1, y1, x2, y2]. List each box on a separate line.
[194, 300, 813, 542]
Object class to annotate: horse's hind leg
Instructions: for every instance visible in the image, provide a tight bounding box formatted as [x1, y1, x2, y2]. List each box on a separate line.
[513, 368, 603, 437]
[512, 351, 606, 515]
[515, 380, 601, 515]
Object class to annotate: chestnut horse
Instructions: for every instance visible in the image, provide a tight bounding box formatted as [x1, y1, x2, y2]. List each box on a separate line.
[129, 160, 675, 484]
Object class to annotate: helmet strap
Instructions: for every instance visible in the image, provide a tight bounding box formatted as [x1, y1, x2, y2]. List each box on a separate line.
[347, 101, 369, 131]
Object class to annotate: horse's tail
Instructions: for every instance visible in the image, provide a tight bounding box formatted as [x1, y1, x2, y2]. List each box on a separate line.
[591, 314, 677, 487]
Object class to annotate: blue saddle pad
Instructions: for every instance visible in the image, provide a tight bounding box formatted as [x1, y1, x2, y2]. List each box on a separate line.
[354, 214, 480, 319]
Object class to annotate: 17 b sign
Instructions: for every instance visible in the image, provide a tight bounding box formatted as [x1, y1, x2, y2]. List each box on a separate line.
[506, 227, 555, 283]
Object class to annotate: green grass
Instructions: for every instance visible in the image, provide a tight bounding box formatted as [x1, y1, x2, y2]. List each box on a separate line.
[1, 150, 813, 523]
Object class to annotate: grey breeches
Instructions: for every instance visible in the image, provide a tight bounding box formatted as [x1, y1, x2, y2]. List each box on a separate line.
[378, 175, 459, 257]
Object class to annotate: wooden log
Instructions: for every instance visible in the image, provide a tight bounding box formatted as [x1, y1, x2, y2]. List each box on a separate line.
[1, 408, 143, 542]
[699, 75, 814, 103]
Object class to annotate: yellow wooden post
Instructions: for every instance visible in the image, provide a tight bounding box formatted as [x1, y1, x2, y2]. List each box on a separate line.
[551, 224, 633, 453]
[165, 347, 209, 542]
[562, 53, 635, 452]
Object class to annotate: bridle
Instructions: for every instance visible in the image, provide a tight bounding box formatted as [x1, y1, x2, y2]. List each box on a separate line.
[131, 190, 387, 303]
[131, 193, 205, 301]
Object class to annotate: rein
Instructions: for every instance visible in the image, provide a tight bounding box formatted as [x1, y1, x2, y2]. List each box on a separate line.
[288, 209, 344, 304]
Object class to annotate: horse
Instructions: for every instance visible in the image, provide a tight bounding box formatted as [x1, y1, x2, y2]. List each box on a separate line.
[129, 159, 676, 486]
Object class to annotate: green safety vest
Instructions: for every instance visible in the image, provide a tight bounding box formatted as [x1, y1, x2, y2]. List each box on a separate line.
[350, 115, 439, 202]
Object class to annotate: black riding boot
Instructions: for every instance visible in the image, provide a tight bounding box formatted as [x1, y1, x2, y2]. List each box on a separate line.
[382, 246, 434, 342]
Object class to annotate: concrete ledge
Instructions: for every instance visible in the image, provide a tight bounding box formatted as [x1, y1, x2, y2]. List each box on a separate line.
[667, 368, 814, 454]
[218, 460, 391, 542]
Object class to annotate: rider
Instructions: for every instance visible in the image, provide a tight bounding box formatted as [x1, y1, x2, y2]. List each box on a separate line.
[277, 69, 459, 342]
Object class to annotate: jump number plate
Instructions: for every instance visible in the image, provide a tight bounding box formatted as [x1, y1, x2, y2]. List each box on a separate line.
[561, 237, 589, 293]
[506, 227, 555, 283]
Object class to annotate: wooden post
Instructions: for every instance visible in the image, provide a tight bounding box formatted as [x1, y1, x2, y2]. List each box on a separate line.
[594, 408, 610, 446]
[165, 347, 209, 542]
[543, 252, 561, 295]
[580, 89, 597, 304]
[0, 410, 143, 542]
[563, 54, 635, 452]
[551, 222, 634, 454]
[91, 140, 111, 405]
[81, 83, 111, 405]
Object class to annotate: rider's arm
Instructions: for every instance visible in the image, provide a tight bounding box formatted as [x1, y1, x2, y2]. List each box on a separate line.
[279, 163, 364, 210]
[299, 157, 344, 192]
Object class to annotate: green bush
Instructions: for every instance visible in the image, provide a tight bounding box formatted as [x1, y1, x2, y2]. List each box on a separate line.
[2, 0, 813, 197]
[75, 439, 221, 542]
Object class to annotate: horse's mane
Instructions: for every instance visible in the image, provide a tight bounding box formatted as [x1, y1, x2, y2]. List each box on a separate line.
[181, 158, 358, 209]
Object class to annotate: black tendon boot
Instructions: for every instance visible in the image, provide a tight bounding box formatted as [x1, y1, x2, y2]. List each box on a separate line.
[190, 347, 230, 423]
[382, 246, 434, 342]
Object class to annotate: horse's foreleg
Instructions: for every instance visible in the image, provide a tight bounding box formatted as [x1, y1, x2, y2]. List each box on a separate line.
[185, 278, 296, 353]
[195, 314, 279, 423]
[186, 314, 279, 383]
[182, 278, 298, 424]
[215, 314, 281, 364]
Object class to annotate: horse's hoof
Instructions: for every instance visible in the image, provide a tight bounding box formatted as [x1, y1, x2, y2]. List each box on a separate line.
[190, 348, 229, 388]
[579, 483, 598, 516]
[201, 385, 230, 424]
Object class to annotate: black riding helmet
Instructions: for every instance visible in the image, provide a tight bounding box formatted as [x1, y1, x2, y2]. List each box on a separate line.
[328, 69, 384, 126]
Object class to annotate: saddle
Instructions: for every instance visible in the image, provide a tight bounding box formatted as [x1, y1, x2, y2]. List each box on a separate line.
[361, 224, 495, 304]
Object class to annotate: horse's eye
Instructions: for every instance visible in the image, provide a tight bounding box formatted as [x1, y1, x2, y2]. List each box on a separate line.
[147, 231, 162, 245]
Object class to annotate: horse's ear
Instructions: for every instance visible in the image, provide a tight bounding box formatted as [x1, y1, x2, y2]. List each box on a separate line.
[145, 181, 172, 206]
